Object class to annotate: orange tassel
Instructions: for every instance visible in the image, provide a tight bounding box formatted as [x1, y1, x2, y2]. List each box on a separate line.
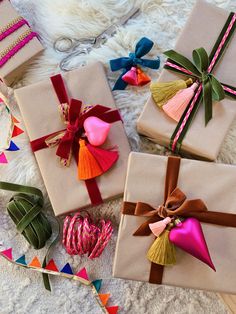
[163, 82, 198, 122]
[78, 140, 102, 180]
[137, 68, 151, 86]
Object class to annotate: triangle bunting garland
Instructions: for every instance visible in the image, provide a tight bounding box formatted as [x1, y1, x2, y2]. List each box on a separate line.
[76, 267, 89, 281]
[0, 152, 8, 164]
[0, 248, 12, 260]
[29, 256, 41, 268]
[7, 141, 20, 151]
[92, 279, 102, 292]
[44, 259, 59, 272]
[99, 293, 110, 306]
[0, 248, 119, 313]
[60, 263, 73, 275]
[12, 125, 24, 138]
[15, 255, 27, 266]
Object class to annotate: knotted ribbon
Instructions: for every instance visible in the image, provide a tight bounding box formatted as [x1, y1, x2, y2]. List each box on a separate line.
[122, 156, 236, 284]
[30, 74, 122, 206]
[0, 181, 57, 290]
[110, 37, 160, 90]
[163, 12, 236, 153]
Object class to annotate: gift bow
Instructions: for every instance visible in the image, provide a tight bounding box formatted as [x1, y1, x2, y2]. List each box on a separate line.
[45, 99, 119, 166]
[110, 37, 160, 90]
[164, 47, 226, 125]
[133, 187, 207, 236]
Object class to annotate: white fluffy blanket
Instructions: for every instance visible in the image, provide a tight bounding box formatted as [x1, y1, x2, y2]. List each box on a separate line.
[0, 0, 235, 313]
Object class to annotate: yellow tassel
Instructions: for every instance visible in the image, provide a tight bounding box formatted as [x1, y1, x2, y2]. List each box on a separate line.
[147, 230, 176, 266]
[150, 78, 193, 108]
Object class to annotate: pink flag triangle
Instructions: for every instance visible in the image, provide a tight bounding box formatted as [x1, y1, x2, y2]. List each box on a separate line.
[76, 267, 89, 280]
[0, 153, 8, 164]
[1, 248, 12, 260]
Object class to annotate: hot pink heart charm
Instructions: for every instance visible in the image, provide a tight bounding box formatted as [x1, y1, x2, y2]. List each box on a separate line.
[84, 116, 111, 146]
[169, 218, 215, 271]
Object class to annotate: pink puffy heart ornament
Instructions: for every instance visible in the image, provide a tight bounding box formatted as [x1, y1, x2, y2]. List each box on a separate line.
[169, 218, 215, 271]
[84, 116, 111, 146]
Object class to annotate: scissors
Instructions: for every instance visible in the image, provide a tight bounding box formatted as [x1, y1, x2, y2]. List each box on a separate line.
[53, 7, 140, 71]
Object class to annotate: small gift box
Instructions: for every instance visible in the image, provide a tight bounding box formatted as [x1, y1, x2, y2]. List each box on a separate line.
[0, 0, 43, 86]
[113, 152, 236, 293]
[15, 62, 131, 216]
[137, 0, 236, 160]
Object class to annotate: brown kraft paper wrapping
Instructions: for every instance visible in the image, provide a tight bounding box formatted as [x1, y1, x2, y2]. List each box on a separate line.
[14, 62, 131, 216]
[0, 0, 44, 86]
[137, 0, 236, 161]
[113, 152, 236, 294]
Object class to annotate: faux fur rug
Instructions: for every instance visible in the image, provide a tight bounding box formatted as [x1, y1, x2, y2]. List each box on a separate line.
[1, 0, 235, 313]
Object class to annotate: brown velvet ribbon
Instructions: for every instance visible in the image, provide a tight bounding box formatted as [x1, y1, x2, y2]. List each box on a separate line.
[122, 156, 236, 284]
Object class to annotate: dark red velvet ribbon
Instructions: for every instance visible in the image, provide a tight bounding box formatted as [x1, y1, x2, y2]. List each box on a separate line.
[30, 74, 122, 206]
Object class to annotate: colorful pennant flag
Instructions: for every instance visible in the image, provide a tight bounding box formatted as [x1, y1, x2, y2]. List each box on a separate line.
[0, 248, 12, 260]
[76, 267, 89, 281]
[106, 306, 119, 314]
[0, 152, 8, 164]
[0, 248, 119, 314]
[12, 125, 24, 138]
[29, 256, 41, 268]
[15, 255, 27, 266]
[45, 259, 59, 272]
[7, 141, 19, 151]
[60, 263, 73, 275]
[92, 279, 102, 292]
[99, 293, 110, 306]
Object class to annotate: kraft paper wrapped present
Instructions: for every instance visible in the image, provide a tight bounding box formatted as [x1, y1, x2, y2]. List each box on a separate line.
[113, 152, 236, 294]
[0, 0, 44, 86]
[137, 0, 236, 161]
[14, 62, 131, 216]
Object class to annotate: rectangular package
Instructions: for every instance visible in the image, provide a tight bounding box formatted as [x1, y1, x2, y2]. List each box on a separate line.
[15, 62, 131, 216]
[137, 0, 236, 161]
[0, 0, 44, 86]
[113, 152, 236, 294]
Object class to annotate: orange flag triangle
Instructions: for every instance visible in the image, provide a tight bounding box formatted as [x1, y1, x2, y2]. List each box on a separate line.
[98, 293, 110, 306]
[106, 306, 119, 314]
[12, 115, 19, 124]
[29, 256, 41, 268]
[12, 125, 24, 137]
[76, 267, 89, 280]
[45, 259, 59, 272]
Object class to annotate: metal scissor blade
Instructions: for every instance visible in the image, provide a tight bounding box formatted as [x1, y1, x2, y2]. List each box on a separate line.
[94, 7, 140, 47]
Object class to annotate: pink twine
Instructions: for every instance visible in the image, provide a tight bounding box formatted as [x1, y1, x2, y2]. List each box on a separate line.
[0, 19, 28, 41]
[0, 32, 37, 68]
[62, 212, 113, 259]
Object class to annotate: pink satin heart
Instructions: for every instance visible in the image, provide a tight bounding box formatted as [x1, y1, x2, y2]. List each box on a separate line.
[169, 218, 215, 271]
[84, 116, 111, 146]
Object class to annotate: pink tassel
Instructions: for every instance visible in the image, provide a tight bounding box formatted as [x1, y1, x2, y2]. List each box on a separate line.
[122, 67, 138, 86]
[149, 217, 172, 237]
[86, 144, 119, 173]
[163, 82, 198, 122]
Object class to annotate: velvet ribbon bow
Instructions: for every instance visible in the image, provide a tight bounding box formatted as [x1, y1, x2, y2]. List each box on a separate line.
[164, 47, 233, 125]
[133, 187, 207, 236]
[110, 37, 160, 90]
[44, 99, 117, 167]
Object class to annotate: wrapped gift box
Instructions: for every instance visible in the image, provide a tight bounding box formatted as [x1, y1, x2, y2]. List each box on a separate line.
[113, 152, 236, 294]
[0, 0, 43, 86]
[15, 62, 131, 216]
[137, 0, 236, 161]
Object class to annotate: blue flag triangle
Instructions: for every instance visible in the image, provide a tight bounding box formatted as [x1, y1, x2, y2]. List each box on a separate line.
[60, 263, 73, 275]
[15, 255, 27, 266]
[7, 141, 19, 151]
[92, 279, 102, 292]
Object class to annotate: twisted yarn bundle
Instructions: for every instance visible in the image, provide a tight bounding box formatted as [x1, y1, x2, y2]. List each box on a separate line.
[63, 212, 113, 259]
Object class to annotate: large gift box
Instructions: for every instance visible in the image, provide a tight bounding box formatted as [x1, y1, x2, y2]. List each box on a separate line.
[113, 152, 236, 293]
[0, 0, 43, 86]
[15, 62, 131, 216]
[137, 0, 236, 161]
